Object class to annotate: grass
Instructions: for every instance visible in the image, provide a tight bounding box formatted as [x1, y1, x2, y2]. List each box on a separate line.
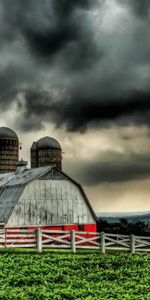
[0, 252, 149, 299]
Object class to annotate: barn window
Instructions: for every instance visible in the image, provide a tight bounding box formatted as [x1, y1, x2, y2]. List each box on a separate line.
[78, 225, 84, 231]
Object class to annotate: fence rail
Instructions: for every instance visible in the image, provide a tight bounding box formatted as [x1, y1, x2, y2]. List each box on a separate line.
[0, 229, 150, 253]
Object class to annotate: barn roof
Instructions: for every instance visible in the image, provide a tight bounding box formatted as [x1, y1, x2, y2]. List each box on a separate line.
[0, 186, 25, 224]
[0, 166, 52, 224]
[0, 166, 96, 225]
[0, 166, 51, 187]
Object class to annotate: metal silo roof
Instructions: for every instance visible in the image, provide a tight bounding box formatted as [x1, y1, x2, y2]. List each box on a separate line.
[0, 127, 18, 139]
[36, 136, 61, 150]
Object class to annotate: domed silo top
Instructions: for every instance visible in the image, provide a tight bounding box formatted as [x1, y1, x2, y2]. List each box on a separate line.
[0, 127, 18, 140]
[36, 136, 61, 150]
[0, 127, 19, 173]
[31, 136, 62, 169]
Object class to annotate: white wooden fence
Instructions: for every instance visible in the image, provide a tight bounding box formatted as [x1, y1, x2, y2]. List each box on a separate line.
[0, 229, 150, 253]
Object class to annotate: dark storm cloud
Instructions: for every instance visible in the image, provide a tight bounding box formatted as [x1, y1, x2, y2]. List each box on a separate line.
[20, 89, 150, 132]
[0, 0, 101, 129]
[64, 152, 150, 186]
[23, 0, 97, 59]
[1, 0, 99, 63]
[0, 0, 150, 131]
[118, 0, 150, 17]
[0, 64, 35, 110]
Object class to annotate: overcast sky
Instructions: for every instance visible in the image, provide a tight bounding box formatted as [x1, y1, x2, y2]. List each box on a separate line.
[0, 0, 150, 213]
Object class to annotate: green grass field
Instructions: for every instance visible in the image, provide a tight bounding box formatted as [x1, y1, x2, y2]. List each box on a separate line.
[0, 251, 149, 299]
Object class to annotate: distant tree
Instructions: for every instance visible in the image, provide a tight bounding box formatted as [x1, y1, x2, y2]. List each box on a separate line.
[97, 217, 150, 235]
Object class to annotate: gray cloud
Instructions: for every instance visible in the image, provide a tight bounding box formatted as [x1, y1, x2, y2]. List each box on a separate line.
[17, 88, 150, 132]
[64, 152, 150, 186]
[117, 0, 150, 17]
[1, 0, 99, 64]
[0, 0, 150, 132]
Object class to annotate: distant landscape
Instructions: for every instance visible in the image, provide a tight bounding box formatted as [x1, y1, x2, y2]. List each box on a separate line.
[96, 211, 150, 235]
[96, 211, 150, 223]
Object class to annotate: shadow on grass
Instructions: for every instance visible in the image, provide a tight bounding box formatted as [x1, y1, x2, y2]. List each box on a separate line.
[0, 247, 101, 255]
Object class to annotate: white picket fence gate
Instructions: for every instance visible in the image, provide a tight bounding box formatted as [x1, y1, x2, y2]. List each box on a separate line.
[0, 228, 150, 253]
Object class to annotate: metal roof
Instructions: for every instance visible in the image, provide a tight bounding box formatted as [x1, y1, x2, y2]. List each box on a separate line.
[0, 166, 52, 224]
[0, 166, 52, 187]
[0, 127, 18, 139]
[0, 185, 25, 224]
[36, 136, 61, 150]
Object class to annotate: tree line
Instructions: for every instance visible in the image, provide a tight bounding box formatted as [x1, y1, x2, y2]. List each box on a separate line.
[97, 218, 150, 236]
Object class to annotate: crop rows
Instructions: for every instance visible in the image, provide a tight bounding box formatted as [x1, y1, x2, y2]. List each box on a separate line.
[0, 252, 149, 299]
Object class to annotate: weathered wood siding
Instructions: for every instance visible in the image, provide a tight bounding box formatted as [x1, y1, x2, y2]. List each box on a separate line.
[7, 179, 95, 226]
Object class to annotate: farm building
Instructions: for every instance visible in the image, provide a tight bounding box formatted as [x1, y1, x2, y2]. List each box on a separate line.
[0, 126, 96, 232]
[0, 163, 96, 231]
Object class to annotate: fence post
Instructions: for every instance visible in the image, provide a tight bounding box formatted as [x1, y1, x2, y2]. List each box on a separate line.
[131, 234, 135, 253]
[5, 228, 7, 248]
[71, 230, 76, 253]
[36, 228, 42, 253]
[101, 232, 105, 254]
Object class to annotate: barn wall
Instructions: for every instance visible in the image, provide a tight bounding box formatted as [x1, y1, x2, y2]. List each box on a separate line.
[7, 179, 95, 226]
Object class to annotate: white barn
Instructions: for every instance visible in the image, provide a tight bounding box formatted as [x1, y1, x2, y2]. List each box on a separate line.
[0, 166, 96, 232]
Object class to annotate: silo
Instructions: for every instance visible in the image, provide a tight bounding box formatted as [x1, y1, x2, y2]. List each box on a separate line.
[31, 136, 62, 170]
[0, 127, 19, 173]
